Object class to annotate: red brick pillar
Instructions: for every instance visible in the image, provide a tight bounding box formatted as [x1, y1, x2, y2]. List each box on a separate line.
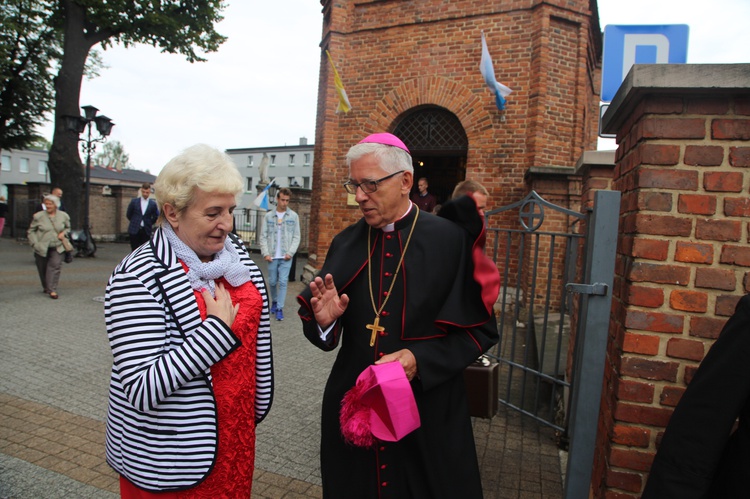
[595, 64, 750, 498]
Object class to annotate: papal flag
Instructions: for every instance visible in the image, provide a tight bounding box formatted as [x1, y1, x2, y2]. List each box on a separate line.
[253, 179, 276, 211]
[480, 31, 513, 111]
[326, 50, 352, 113]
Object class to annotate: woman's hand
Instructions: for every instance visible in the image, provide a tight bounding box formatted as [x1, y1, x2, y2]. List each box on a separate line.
[201, 282, 240, 327]
[309, 273, 349, 328]
[57, 231, 66, 241]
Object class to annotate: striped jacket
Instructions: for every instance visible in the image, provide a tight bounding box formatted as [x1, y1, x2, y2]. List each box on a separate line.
[104, 228, 273, 491]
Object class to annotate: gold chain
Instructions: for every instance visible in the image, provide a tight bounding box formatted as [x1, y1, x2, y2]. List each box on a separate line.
[367, 208, 420, 320]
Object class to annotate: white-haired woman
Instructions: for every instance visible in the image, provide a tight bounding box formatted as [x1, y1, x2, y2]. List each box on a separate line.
[27, 194, 70, 299]
[104, 144, 273, 498]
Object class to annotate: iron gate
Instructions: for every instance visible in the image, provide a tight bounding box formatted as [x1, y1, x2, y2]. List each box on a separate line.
[484, 189, 620, 496]
[485, 190, 585, 431]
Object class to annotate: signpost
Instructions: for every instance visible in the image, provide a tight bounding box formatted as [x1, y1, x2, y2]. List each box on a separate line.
[599, 25, 689, 138]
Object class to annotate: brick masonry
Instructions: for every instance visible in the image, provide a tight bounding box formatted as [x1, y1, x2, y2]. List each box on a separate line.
[308, 0, 601, 266]
[596, 78, 750, 497]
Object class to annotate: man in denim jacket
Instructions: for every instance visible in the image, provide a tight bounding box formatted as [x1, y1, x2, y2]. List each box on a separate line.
[260, 188, 301, 320]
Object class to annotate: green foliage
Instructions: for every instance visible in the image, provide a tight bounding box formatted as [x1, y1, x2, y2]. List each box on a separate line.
[0, 0, 60, 150]
[74, 0, 228, 63]
[95, 140, 130, 169]
[1, 0, 227, 152]
[29, 136, 52, 150]
[45, 0, 228, 229]
[84, 49, 108, 80]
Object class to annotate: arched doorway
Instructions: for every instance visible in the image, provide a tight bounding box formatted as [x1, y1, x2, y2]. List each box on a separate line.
[394, 106, 468, 208]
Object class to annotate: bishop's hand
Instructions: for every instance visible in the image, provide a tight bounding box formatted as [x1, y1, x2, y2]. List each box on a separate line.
[309, 273, 349, 328]
[376, 349, 418, 381]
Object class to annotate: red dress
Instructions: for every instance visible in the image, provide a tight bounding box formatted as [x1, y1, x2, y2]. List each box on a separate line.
[120, 276, 262, 499]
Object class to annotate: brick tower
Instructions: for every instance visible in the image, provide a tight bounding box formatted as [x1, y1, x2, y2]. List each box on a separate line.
[307, 0, 603, 269]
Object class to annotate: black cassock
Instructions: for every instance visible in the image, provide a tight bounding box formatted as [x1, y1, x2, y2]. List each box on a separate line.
[643, 294, 750, 498]
[298, 201, 498, 499]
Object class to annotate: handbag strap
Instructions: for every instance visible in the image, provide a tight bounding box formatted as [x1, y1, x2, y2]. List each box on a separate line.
[46, 211, 65, 234]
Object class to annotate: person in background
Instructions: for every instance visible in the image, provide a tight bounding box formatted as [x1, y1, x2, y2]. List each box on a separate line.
[51, 187, 65, 212]
[642, 294, 750, 498]
[452, 179, 489, 216]
[0, 195, 7, 237]
[410, 176, 438, 213]
[260, 187, 300, 321]
[27, 194, 70, 299]
[297, 132, 499, 498]
[38, 187, 66, 212]
[46, 187, 73, 262]
[126, 182, 159, 251]
[104, 144, 273, 497]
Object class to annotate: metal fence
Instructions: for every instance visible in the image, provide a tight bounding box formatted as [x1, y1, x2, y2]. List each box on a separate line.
[9, 199, 41, 239]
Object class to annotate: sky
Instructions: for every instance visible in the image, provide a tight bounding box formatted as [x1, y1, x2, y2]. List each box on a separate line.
[39, 0, 750, 174]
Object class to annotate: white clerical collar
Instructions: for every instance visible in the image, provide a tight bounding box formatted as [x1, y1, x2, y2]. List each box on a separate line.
[382, 202, 414, 233]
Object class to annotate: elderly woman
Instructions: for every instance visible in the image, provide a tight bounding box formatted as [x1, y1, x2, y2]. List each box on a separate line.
[27, 194, 70, 299]
[104, 144, 273, 497]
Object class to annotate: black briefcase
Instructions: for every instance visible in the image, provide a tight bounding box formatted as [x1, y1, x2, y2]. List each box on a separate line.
[463, 357, 499, 419]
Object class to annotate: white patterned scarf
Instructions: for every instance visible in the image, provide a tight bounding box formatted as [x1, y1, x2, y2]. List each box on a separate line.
[162, 223, 252, 296]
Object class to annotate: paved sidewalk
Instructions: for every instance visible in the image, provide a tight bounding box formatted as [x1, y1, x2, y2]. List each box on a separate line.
[0, 236, 564, 498]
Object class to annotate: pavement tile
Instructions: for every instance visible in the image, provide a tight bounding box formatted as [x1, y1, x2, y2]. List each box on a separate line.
[12, 447, 46, 464]
[65, 465, 107, 485]
[1, 238, 565, 498]
[254, 484, 288, 499]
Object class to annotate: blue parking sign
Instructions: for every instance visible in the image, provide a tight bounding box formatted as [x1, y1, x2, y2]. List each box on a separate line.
[601, 25, 689, 102]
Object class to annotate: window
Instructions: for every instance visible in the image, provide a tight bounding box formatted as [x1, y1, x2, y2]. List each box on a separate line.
[1, 155, 10, 171]
[288, 176, 296, 186]
[248, 155, 254, 167]
[304, 153, 311, 166]
[270, 154, 276, 166]
[303, 177, 310, 189]
[247, 177, 253, 191]
[19, 158, 29, 173]
[38, 160, 48, 175]
[289, 154, 295, 166]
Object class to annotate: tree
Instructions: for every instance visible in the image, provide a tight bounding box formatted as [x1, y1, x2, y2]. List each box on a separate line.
[0, 0, 59, 151]
[95, 140, 130, 170]
[30, 136, 52, 150]
[48, 0, 227, 229]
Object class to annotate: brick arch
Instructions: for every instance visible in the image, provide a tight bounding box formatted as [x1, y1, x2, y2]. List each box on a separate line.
[366, 76, 493, 137]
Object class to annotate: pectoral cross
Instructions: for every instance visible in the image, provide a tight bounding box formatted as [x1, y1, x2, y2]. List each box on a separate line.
[366, 316, 385, 347]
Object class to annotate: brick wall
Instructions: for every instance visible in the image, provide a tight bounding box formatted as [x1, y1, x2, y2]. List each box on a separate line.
[89, 184, 140, 241]
[596, 65, 750, 497]
[309, 0, 601, 267]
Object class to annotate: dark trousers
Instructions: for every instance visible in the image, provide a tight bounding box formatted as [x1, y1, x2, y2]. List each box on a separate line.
[129, 228, 150, 251]
[35, 248, 62, 293]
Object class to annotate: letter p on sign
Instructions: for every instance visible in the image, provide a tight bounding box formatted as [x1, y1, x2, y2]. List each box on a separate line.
[601, 25, 689, 102]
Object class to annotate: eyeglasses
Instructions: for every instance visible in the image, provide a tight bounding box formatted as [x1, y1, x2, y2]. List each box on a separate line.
[343, 171, 405, 195]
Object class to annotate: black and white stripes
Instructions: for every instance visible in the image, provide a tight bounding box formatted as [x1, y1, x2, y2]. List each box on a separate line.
[104, 228, 273, 491]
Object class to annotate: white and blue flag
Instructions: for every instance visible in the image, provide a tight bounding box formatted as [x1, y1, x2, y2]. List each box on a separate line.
[480, 31, 513, 111]
[253, 179, 276, 210]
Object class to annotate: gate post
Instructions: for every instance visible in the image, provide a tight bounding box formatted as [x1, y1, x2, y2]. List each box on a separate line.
[564, 190, 620, 497]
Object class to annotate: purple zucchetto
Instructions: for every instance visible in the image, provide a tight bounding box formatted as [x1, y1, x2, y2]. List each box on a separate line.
[358, 133, 410, 154]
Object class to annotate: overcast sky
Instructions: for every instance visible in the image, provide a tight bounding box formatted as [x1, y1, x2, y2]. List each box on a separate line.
[40, 0, 750, 173]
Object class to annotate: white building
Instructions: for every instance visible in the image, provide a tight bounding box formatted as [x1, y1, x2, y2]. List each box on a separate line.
[226, 137, 314, 209]
[0, 148, 51, 198]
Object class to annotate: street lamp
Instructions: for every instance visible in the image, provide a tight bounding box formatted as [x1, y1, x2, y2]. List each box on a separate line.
[63, 105, 114, 257]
